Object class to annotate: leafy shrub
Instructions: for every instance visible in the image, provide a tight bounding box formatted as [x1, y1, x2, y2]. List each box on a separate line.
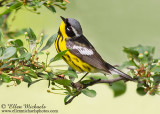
[0, 0, 160, 105]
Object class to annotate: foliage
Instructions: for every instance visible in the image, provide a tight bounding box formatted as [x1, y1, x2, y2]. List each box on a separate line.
[0, 0, 160, 105]
[120, 45, 160, 96]
[0, 0, 69, 39]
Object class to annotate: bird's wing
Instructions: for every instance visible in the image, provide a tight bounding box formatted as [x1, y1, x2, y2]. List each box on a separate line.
[66, 35, 134, 81]
[66, 35, 109, 72]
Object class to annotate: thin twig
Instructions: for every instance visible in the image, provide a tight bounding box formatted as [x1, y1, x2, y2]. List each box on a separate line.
[65, 76, 133, 105]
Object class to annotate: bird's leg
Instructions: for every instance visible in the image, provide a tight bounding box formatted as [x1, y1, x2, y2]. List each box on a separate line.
[78, 72, 89, 82]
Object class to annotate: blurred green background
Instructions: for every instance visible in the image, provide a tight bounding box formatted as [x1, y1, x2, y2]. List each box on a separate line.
[1, 0, 160, 114]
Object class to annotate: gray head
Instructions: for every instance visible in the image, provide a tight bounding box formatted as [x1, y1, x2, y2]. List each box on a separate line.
[60, 16, 83, 37]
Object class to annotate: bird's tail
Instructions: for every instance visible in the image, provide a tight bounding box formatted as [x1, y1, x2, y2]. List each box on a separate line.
[105, 62, 134, 81]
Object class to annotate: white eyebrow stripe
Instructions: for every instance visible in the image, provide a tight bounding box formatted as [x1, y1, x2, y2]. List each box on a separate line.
[73, 45, 94, 55]
[71, 26, 80, 37]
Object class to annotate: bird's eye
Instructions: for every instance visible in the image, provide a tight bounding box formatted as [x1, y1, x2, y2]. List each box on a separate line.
[66, 27, 70, 31]
[65, 26, 75, 37]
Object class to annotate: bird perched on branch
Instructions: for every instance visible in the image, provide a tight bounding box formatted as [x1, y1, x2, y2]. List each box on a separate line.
[55, 16, 133, 81]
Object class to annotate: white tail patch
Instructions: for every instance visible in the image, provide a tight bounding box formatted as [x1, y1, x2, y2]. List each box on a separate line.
[109, 68, 119, 75]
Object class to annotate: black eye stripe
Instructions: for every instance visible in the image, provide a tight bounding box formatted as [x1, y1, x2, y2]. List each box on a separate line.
[65, 26, 75, 37]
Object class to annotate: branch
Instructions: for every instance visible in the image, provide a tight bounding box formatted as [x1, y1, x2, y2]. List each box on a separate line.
[84, 77, 125, 87]
[65, 76, 133, 105]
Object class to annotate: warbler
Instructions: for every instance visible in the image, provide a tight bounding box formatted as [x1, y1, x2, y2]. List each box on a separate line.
[55, 16, 133, 81]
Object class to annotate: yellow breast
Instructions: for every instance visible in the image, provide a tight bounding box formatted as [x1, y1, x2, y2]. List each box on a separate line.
[54, 22, 96, 73]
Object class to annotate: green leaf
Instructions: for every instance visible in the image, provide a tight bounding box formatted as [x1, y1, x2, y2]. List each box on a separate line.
[81, 80, 93, 85]
[123, 47, 139, 56]
[0, 2, 23, 16]
[38, 1, 46, 6]
[13, 39, 23, 47]
[54, 79, 72, 86]
[48, 72, 54, 79]
[64, 95, 71, 104]
[0, 47, 17, 60]
[37, 73, 49, 80]
[0, 47, 3, 56]
[28, 79, 43, 87]
[37, 52, 44, 55]
[13, 28, 28, 37]
[49, 49, 69, 64]
[151, 66, 160, 73]
[0, 30, 4, 47]
[16, 79, 21, 85]
[18, 47, 26, 55]
[0, 80, 3, 86]
[133, 45, 155, 54]
[152, 75, 160, 82]
[23, 76, 32, 83]
[136, 87, 146, 96]
[27, 28, 37, 52]
[109, 81, 126, 97]
[0, 62, 14, 69]
[119, 61, 136, 69]
[81, 88, 96, 98]
[54, 4, 66, 10]
[20, 52, 32, 60]
[40, 33, 57, 52]
[21, 66, 38, 79]
[51, 81, 55, 85]
[9, 58, 19, 61]
[63, 70, 78, 78]
[38, 34, 48, 50]
[44, 4, 56, 13]
[0, 74, 11, 83]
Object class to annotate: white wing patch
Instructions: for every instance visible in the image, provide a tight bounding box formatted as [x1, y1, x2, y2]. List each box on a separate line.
[73, 45, 94, 55]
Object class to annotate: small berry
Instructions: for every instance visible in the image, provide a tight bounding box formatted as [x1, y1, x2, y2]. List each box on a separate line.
[9, 63, 13, 66]
[59, 74, 65, 78]
[6, 85, 10, 87]
[36, 40, 40, 44]
[20, 76, 23, 81]
[45, 67, 52, 72]
[25, 71, 29, 73]
[62, 2, 67, 6]
[156, 62, 160, 66]
[26, 36, 29, 40]
[46, 50, 50, 55]
[42, 65, 45, 69]
[138, 53, 143, 59]
[7, 42, 11, 46]
[144, 51, 149, 55]
[33, 7, 37, 11]
[144, 63, 148, 67]
[128, 58, 132, 61]
[24, 32, 28, 35]
[9, 71, 13, 74]
[34, 51, 37, 54]
[51, 87, 55, 90]
[47, 90, 51, 93]
[46, 1, 51, 5]
[40, 33, 44, 37]
[20, 67, 24, 70]
[36, 57, 39, 60]
[34, 64, 38, 67]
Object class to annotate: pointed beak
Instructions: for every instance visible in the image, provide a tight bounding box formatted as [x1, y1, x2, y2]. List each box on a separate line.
[60, 16, 66, 22]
